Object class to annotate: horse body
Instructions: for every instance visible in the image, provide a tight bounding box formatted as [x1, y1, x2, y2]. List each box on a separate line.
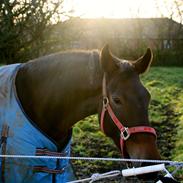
[0, 46, 160, 182]
[15, 50, 102, 149]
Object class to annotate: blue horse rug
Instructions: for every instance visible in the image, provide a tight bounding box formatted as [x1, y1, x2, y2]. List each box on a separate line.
[0, 64, 74, 183]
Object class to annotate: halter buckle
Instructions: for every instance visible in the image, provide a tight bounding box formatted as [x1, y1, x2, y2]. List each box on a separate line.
[103, 97, 109, 109]
[121, 127, 130, 140]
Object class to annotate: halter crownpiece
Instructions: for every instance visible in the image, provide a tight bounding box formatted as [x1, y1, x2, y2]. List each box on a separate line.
[100, 73, 157, 157]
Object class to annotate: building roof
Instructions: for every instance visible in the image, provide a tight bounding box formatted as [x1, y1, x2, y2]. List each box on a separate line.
[55, 17, 183, 40]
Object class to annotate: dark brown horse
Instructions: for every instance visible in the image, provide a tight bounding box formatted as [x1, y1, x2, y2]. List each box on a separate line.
[14, 45, 160, 181]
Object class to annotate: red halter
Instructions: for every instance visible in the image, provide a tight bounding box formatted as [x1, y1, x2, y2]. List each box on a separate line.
[100, 74, 157, 157]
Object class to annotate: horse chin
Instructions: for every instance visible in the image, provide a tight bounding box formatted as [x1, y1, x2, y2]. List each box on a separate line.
[122, 151, 159, 181]
[125, 154, 159, 181]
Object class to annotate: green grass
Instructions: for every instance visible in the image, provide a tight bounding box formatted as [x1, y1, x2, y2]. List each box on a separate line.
[142, 67, 183, 161]
[173, 92, 183, 161]
[142, 67, 183, 180]
[72, 67, 183, 181]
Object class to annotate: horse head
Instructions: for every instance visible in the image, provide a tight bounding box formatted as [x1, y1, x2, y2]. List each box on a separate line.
[99, 45, 161, 180]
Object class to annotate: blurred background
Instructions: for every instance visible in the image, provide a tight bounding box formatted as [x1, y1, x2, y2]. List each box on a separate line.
[0, 0, 183, 66]
[0, 1, 183, 182]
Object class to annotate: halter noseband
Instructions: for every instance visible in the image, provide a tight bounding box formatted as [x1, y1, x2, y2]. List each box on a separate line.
[100, 73, 157, 157]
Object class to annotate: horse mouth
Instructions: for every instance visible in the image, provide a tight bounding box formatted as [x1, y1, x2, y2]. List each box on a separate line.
[123, 150, 159, 181]
[138, 173, 158, 181]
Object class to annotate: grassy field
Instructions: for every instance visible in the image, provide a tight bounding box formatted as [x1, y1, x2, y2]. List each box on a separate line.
[142, 67, 183, 162]
[72, 67, 183, 181]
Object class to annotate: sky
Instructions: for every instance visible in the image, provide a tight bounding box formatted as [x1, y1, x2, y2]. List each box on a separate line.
[62, 0, 181, 22]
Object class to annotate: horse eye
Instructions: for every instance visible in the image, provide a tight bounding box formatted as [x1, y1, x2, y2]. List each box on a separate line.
[113, 97, 122, 105]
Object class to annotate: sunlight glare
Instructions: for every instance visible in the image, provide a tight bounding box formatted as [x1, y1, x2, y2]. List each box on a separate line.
[64, 0, 160, 19]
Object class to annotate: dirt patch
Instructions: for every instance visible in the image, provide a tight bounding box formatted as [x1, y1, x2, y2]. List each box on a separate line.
[151, 104, 179, 160]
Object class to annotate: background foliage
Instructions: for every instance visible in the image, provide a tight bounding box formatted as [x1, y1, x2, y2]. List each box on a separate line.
[0, 1, 183, 66]
[0, 0, 64, 64]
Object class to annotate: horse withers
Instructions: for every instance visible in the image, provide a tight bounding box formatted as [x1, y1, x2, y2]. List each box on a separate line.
[0, 45, 160, 182]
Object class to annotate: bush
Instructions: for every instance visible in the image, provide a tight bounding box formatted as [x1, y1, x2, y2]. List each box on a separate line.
[154, 50, 183, 67]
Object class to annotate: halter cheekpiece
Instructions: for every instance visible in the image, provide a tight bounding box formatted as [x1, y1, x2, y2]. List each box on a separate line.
[100, 73, 157, 157]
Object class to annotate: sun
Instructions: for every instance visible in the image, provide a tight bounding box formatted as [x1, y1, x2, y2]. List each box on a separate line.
[63, 0, 160, 19]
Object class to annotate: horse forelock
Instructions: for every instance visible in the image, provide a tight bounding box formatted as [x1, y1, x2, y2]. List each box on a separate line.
[117, 59, 135, 75]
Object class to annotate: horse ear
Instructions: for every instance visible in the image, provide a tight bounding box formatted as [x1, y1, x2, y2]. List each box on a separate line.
[100, 44, 118, 73]
[133, 48, 153, 74]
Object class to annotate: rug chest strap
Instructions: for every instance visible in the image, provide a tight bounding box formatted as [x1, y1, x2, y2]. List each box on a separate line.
[34, 148, 67, 174]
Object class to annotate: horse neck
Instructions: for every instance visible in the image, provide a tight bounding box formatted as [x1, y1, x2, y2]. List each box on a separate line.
[15, 50, 103, 143]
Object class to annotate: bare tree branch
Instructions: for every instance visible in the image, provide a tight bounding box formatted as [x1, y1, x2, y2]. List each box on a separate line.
[0, 0, 66, 64]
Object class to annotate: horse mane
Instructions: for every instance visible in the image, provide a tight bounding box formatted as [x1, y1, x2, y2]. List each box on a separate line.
[24, 49, 134, 82]
[22, 49, 102, 89]
[27, 49, 100, 63]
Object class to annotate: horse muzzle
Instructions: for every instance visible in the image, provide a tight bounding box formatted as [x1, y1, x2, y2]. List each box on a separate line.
[125, 133, 161, 180]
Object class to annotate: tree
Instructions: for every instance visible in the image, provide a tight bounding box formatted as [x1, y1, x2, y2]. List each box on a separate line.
[0, 0, 64, 64]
